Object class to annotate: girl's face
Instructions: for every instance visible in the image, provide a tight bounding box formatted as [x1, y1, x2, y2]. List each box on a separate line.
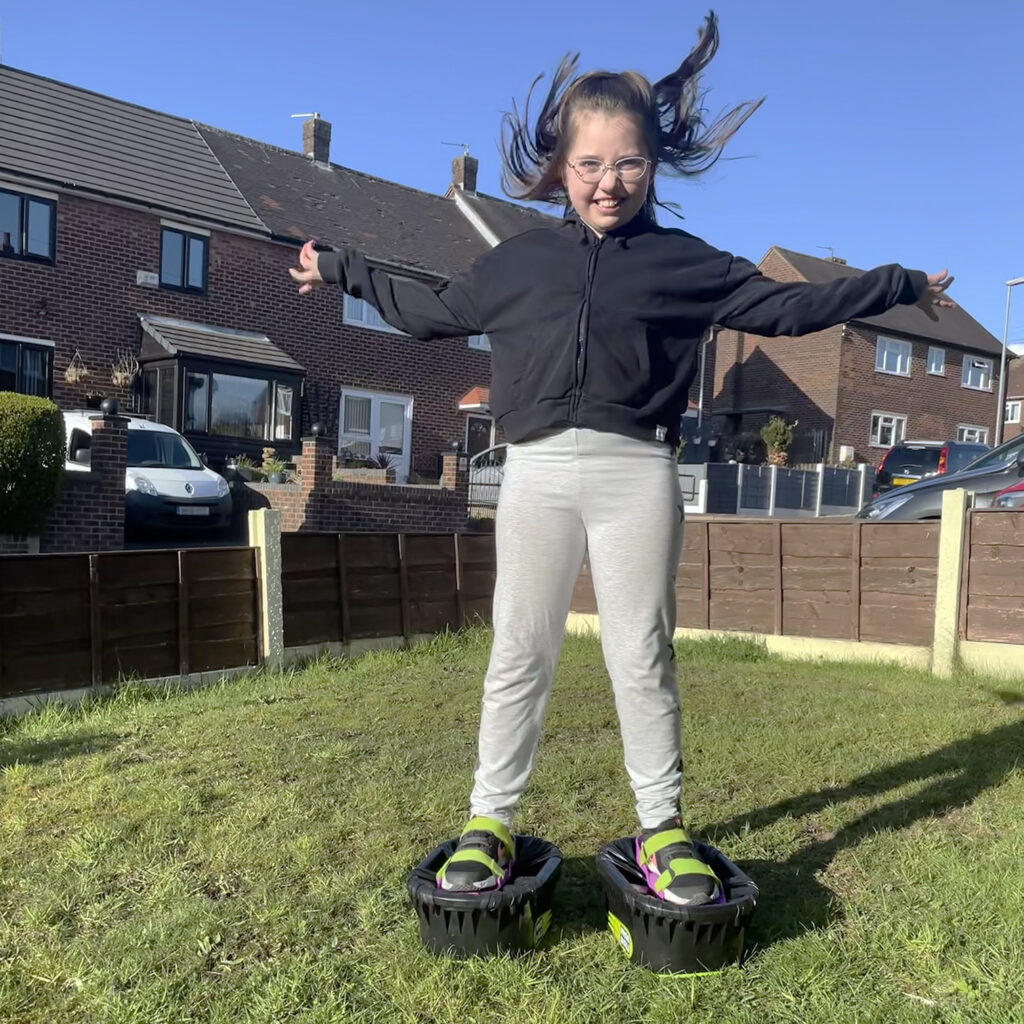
[562, 110, 652, 234]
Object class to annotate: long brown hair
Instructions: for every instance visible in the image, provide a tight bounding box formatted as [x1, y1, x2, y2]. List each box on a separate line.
[500, 11, 763, 219]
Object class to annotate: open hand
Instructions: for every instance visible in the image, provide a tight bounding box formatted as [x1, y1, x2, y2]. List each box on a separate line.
[289, 239, 324, 295]
[917, 269, 955, 322]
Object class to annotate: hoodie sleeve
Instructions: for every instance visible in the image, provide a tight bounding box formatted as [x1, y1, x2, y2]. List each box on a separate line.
[317, 247, 482, 341]
[712, 255, 928, 337]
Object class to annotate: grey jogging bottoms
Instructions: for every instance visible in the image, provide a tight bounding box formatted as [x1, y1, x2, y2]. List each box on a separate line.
[469, 427, 685, 830]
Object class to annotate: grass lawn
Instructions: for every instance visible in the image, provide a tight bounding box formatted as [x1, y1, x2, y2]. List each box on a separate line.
[1, 627, 1023, 1024]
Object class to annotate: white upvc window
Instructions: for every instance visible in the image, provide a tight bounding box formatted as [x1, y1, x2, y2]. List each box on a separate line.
[338, 387, 414, 482]
[1006, 400, 1022, 425]
[875, 336, 912, 376]
[961, 355, 993, 391]
[927, 346, 945, 375]
[343, 296, 405, 335]
[870, 410, 907, 448]
[468, 333, 491, 352]
[957, 424, 989, 444]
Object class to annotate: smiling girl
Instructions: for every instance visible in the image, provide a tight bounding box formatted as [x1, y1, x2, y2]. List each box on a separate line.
[292, 11, 953, 907]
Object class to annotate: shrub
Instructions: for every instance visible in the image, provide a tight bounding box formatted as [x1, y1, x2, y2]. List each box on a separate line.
[0, 394, 65, 535]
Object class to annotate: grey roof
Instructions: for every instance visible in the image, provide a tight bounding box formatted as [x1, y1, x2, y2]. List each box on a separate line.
[773, 247, 1002, 356]
[198, 126, 496, 279]
[0, 66, 264, 232]
[458, 190, 559, 242]
[138, 315, 304, 372]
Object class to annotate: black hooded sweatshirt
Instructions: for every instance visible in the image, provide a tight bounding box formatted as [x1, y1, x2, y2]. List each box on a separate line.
[317, 212, 927, 447]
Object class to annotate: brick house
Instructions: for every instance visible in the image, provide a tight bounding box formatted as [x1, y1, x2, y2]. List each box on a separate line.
[712, 247, 1004, 465]
[0, 65, 547, 486]
[1002, 343, 1024, 442]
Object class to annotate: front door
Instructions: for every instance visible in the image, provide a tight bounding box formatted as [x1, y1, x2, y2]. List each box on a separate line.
[465, 414, 494, 457]
[338, 388, 413, 482]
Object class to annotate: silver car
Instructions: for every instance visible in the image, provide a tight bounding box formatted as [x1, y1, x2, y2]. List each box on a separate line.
[857, 432, 1024, 520]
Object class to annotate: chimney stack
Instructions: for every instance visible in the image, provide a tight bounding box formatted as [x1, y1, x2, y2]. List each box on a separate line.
[452, 153, 478, 193]
[303, 115, 332, 165]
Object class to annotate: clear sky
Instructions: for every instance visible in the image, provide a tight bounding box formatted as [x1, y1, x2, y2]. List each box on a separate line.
[2, 0, 1022, 345]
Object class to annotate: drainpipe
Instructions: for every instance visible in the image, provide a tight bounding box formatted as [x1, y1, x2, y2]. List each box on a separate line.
[697, 326, 718, 435]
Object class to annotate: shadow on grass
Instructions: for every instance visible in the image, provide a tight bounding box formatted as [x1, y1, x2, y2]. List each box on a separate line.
[550, 708, 1024, 950]
[702, 713, 1024, 949]
[0, 731, 119, 771]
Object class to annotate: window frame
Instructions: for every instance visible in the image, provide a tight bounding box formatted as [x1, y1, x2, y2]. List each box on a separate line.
[869, 410, 908, 449]
[337, 386, 414, 482]
[468, 333, 491, 352]
[0, 333, 54, 397]
[956, 424, 990, 445]
[343, 295, 405, 336]
[926, 345, 946, 376]
[875, 336, 912, 377]
[159, 226, 209, 294]
[0, 187, 57, 264]
[961, 355, 994, 392]
[1006, 400, 1022, 425]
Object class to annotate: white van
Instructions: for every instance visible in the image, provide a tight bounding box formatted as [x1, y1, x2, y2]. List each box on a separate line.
[64, 411, 232, 534]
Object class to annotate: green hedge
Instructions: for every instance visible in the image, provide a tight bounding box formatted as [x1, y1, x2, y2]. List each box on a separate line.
[0, 393, 65, 536]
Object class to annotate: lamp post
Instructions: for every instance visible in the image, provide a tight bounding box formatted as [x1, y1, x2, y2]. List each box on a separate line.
[996, 277, 1024, 447]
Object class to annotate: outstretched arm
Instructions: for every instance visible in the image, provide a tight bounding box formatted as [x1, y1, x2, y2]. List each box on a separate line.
[711, 255, 955, 337]
[289, 240, 482, 341]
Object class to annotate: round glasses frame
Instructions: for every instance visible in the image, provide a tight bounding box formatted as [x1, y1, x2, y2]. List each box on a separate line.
[567, 157, 651, 184]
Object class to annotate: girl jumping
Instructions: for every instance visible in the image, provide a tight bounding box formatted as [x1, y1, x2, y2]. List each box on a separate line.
[291, 11, 953, 906]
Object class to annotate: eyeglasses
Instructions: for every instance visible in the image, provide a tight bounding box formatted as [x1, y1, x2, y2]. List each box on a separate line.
[567, 157, 651, 184]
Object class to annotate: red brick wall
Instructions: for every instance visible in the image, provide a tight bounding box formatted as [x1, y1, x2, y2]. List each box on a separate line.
[40, 415, 126, 552]
[713, 251, 842, 463]
[837, 325, 1001, 462]
[235, 439, 471, 534]
[0, 192, 491, 477]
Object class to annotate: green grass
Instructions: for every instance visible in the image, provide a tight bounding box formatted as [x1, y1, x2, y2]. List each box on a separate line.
[1, 627, 1023, 1024]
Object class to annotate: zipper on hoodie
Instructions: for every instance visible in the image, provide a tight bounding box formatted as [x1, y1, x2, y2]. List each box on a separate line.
[570, 233, 602, 421]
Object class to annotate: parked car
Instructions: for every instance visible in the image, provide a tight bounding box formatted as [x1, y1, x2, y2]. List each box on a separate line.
[857, 432, 1024, 521]
[993, 479, 1024, 509]
[873, 440, 989, 497]
[64, 411, 232, 534]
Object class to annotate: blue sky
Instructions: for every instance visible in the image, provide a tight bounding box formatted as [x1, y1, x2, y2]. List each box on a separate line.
[2, 0, 1022, 344]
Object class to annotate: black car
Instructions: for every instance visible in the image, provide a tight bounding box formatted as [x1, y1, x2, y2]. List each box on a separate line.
[873, 440, 989, 497]
[858, 433, 1024, 521]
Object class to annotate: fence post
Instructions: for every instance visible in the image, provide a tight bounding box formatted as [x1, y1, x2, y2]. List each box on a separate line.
[768, 465, 779, 517]
[931, 488, 971, 678]
[735, 464, 744, 515]
[815, 463, 825, 517]
[249, 508, 283, 670]
[858, 463, 871, 509]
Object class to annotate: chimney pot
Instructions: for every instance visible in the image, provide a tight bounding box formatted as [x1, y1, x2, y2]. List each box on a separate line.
[303, 116, 332, 164]
[452, 153, 478, 193]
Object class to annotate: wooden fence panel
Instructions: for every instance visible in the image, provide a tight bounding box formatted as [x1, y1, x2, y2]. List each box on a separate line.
[98, 551, 179, 682]
[782, 524, 852, 639]
[0, 554, 92, 695]
[405, 535, 459, 635]
[965, 511, 1024, 644]
[347, 534, 403, 639]
[708, 522, 775, 633]
[185, 549, 259, 672]
[280, 533, 343, 647]
[858, 522, 940, 645]
[459, 534, 496, 625]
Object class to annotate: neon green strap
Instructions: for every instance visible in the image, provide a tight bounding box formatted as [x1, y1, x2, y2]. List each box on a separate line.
[462, 816, 515, 858]
[639, 827, 692, 862]
[437, 849, 504, 882]
[653, 857, 720, 895]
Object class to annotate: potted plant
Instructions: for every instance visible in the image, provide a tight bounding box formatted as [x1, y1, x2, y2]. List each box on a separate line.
[228, 453, 256, 481]
[110, 349, 139, 388]
[261, 448, 287, 484]
[760, 416, 796, 467]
